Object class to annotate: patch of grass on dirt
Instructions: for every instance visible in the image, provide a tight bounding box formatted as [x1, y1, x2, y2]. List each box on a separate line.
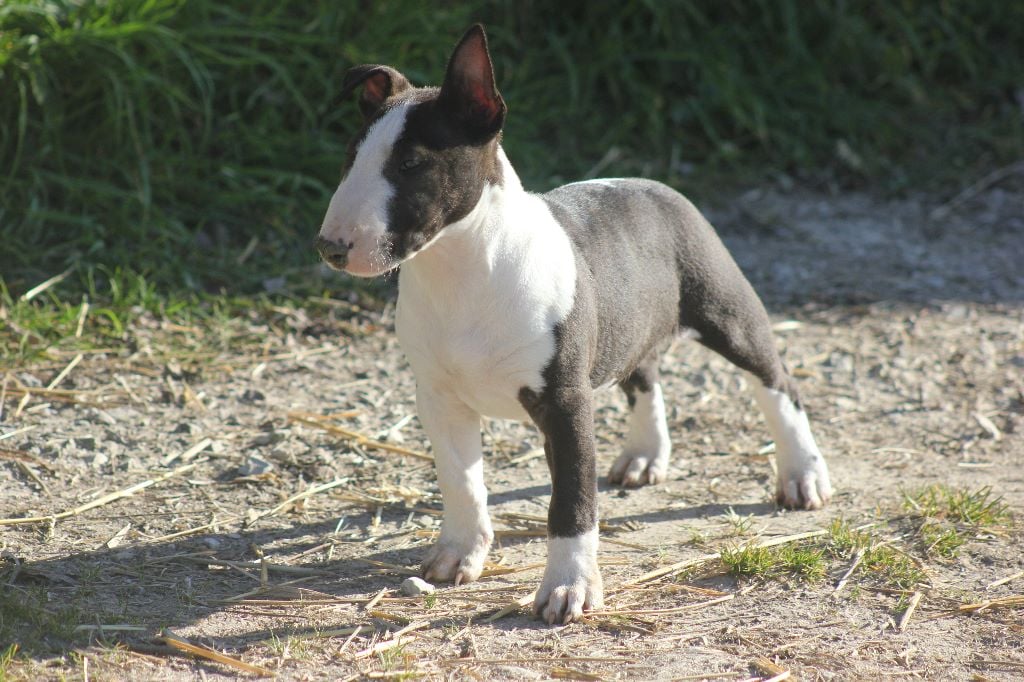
[904, 484, 1014, 558]
[0, 585, 81, 656]
[0, 643, 20, 679]
[827, 519, 928, 590]
[907, 484, 1012, 527]
[0, 267, 390, 367]
[721, 542, 827, 582]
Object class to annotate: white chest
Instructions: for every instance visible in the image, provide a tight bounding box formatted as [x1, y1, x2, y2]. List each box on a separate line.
[395, 189, 576, 420]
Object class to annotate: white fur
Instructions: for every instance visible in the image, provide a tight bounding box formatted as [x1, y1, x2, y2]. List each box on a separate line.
[395, 147, 579, 594]
[608, 384, 672, 486]
[562, 178, 622, 189]
[535, 528, 603, 624]
[396, 148, 577, 421]
[749, 375, 833, 509]
[416, 384, 493, 585]
[318, 104, 410, 276]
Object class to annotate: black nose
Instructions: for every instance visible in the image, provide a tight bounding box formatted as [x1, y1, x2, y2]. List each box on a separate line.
[315, 236, 351, 269]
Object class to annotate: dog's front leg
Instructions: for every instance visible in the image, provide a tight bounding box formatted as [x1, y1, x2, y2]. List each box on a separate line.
[520, 385, 604, 625]
[417, 385, 493, 585]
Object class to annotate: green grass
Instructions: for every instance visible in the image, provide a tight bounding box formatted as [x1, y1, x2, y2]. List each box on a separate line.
[721, 542, 827, 582]
[904, 484, 1013, 558]
[0, 584, 80, 656]
[825, 489, 1015, 588]
[0, 264, 391, 366]
[1, 0, 1022, 308]
[827, 519, 927, 589]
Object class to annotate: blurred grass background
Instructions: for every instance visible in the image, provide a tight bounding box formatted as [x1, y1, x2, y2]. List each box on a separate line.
[1, 0, 1022, 303]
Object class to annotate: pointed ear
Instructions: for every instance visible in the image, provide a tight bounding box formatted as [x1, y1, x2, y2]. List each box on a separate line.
[340, 65, 412, 119]
[439, 24, 506, 138]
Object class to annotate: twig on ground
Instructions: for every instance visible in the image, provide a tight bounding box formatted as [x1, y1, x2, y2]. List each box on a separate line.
[161, 437, 212, 466]
[158, 629, 275, 677]
[289, 413, 433, 461]
[958, 596, 1024, 615]
[832, 548, 866, 597]
[47, 353, 83, 391]
[75, 298, 90, 338]
[484, 592, 536, 623]
[752, 656, 791, 681]
[0, 374, 8, 421]
[588, 594, 734, 617]
[247, 478, 351, 525]
[352, 620, 429, 659]
[20, 266, 75, 302]
[436, 656, 634, 665]
[15, 461, 51, 495]
[363, 587, 388, 611]
[115, 374, 141, 402]
[149, 515, 242, 543]
[988, 571, 1024, 590]
[897, 591, 923, 631]
[0, 460, 202, 526]
[0, 446, 54, 470]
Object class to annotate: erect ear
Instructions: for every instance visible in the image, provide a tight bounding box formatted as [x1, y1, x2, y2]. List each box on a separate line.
[439, 24, 506, 138]
[340, 65, 412, 119]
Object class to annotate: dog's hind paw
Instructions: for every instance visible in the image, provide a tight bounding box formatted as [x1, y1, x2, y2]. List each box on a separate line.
[421, 534, 490, 586]
[607, 451, 668, 487]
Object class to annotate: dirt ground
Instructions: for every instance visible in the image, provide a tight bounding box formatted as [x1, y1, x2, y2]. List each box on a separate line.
[2, 182, 1022, 681]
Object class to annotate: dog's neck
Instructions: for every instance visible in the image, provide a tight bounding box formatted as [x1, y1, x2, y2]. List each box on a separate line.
[398, 144, 577, 332]
[399, 146, 525, 283]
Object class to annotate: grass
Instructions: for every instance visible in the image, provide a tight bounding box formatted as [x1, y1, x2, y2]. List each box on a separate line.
[721, 516, 965, 590]
[0, 584, 81, 656]
[904, 484, 1013, 559]
[1, 0, 1023, 310]
[721, 542, 826, 582]
[0, 265, 390, 366]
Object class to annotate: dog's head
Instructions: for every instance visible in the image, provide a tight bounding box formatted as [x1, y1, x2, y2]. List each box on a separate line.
[316, 25, 506, 277]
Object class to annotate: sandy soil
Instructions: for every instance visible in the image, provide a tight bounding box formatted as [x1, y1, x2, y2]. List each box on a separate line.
[2, 183, 1022, 681]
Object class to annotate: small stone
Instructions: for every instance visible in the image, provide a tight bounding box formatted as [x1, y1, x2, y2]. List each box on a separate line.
[237, 455, 274, 477]
[400, 576, 435, 596]
[249, 432, 282, 447]
[241, 389, 265, 403]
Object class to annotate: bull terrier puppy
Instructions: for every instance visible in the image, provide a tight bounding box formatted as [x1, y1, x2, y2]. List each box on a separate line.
[316, 25, 832, 625]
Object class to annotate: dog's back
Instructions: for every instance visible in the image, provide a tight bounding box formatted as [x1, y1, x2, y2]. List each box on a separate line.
[543, 178, 778, 392]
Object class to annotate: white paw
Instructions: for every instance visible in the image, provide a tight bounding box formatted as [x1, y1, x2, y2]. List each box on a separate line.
[607, 451, 668, 487]
[534, 532, 603, 625]
[776, 452, 832, 510]
[421, 532, 491, 585]
[610, 384, 671, 487]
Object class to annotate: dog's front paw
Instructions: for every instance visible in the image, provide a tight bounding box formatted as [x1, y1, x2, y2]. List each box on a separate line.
[607, 450, 668, 487]
[534, 533, 603, 625]
[421, 532, 491, 585]
[776, 452, 832, 510]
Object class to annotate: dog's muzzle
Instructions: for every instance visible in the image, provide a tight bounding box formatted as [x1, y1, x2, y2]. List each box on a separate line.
[315, 235, 351, 270]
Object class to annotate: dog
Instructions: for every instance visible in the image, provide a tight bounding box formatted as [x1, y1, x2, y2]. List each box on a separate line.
[316, 25, 832, 625]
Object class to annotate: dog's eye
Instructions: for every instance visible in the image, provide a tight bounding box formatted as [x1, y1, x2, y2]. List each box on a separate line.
[399, 157, 423, 172]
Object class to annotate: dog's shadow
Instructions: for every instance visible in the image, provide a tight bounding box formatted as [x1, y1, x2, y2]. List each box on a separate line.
[5, 485, 779, 663]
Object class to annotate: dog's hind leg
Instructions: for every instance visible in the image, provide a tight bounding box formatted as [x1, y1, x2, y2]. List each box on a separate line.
[608, 355, 672, 487]
[679, 263, 832, 510]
